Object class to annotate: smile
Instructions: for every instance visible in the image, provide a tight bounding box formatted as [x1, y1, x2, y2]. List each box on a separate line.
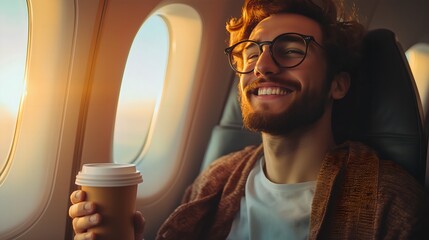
[256, 87, 292, 96]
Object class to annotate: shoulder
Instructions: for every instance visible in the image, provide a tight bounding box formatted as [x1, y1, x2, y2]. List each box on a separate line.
[203, 144, 262, 173]
[376, 155, 429, 238]
[341, 142, 425, 194]
[377, 159, 428, 211]
[345, 141, 427, 209]
[341, 141, 428, 237]
[183, 144, 262, 202]
[197, 144, 262, 187]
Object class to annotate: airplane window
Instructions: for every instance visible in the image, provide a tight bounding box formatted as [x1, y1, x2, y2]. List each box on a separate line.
[113, 15, 169, 164]
[406, 43, 429, 113]
[0, 1, 27, 175]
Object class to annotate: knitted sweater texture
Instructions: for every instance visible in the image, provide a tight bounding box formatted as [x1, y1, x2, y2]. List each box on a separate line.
[157, 141, 428, 239]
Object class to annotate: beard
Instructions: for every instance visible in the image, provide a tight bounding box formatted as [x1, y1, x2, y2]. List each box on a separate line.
[239, 80, 331, 136]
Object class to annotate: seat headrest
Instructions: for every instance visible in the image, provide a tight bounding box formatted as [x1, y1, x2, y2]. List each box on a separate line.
[220, 83, 244, 128]
[333, 29, 427, 183]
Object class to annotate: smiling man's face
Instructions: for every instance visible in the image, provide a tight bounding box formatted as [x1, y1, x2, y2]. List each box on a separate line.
[239, 13, 332, 135]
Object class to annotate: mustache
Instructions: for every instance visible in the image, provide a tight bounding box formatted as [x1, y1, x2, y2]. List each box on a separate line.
[243, 77, 301, 94]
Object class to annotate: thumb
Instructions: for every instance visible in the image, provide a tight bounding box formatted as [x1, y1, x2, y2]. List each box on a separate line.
[134, 211, 145, 240]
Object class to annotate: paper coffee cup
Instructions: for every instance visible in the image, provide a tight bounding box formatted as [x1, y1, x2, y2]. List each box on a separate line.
[75, 163, 143, 240]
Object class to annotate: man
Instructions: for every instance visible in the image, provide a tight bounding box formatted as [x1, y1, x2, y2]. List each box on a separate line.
[69, 0, 428, 239]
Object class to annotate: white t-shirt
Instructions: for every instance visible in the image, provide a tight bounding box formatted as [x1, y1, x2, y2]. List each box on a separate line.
[227, 157, 316, 240]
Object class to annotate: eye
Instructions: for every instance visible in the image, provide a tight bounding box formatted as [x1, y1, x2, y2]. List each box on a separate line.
[274, 40, 306, 59]
[242, 44, 260, 63]
[245, 52, 259, 62]
[277, 48, 305, 58]
[274, 36, 307, 59]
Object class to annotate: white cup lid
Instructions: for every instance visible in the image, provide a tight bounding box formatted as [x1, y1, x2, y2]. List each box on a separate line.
[75, 163, 143, 187]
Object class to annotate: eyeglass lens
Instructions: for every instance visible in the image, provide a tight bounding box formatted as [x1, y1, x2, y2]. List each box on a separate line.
[229, 33, 308, 73]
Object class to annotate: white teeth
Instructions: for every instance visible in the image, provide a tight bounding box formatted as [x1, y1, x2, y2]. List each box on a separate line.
[257, 87, 289, 96]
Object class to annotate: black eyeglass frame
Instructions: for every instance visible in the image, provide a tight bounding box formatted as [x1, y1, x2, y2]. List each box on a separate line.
[224, 32, 324, 74]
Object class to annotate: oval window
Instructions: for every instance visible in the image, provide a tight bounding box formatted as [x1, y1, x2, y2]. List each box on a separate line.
[0, 0, 28, 175]
[113, 15, 169, 164]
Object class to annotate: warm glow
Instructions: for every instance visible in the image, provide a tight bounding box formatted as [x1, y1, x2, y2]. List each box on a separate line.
[406, 43, 429, 113]
[113, 15, 169, 163]
[0, 0, 28, 174]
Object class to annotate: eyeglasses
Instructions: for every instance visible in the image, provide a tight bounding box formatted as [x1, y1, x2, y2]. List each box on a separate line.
[224, 32, 323, 74]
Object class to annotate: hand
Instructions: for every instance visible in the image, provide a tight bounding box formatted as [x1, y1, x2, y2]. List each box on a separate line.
[69, 190, 100, 240]
[133, 211, 145, 240]
[69, 190, 146, 240]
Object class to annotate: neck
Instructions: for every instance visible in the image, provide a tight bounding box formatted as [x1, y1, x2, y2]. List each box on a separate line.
[261, 110, 336, 184]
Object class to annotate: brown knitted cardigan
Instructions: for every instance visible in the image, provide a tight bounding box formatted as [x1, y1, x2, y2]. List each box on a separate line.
[157, 141, 428, 239]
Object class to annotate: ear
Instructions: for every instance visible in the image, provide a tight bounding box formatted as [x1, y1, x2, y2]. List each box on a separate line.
[330, 72, 351, 100]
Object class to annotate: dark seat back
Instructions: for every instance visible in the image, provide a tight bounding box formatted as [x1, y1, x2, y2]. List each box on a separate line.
[200, 83, 262, 171]
[334, 29, 427, 183]
[202, 29, 427, 185]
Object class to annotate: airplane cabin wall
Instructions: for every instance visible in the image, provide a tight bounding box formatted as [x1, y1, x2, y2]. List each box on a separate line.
[1, 0, 428, 239]
[0, 0, 79, 239]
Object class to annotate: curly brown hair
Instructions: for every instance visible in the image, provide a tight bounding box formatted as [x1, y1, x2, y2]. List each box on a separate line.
[226, 0, 366, 76]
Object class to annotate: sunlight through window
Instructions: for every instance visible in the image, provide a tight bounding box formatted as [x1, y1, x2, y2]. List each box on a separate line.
[113, 15, 169, 163]
[0, 0, 27, 174]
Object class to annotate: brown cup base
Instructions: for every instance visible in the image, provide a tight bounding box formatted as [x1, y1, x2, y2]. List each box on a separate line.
[82, 185, 137, 240]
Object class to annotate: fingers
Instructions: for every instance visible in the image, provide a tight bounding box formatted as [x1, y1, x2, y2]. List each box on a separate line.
[134, 211, 145, 240]
[69, 190, 100, 235]
[70, 190, 85, 204]
[73, 231, 96, 240]
[69, 190, 96, 219]
[69, 201, 96, 218]
[69, 203, 99, 234]
[72, 213, 101, 234]
[70, 191, 144, 240]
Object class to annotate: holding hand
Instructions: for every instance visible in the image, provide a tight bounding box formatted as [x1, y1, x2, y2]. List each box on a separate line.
[69, 190, 145, 240]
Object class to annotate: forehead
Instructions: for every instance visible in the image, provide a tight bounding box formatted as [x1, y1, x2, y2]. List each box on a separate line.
[249, 13, 323, 42]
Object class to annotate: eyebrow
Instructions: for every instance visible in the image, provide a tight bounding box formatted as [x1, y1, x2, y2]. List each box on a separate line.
[243, 42, 258, 50]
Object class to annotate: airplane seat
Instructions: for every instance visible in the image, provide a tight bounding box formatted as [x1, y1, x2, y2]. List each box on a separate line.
[200, 83, 262, 171]
[335, 28, 427, 185]
[201, 28, 428, 186]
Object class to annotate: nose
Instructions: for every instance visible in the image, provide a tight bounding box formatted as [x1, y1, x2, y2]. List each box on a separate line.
[253, 45, 279, 77]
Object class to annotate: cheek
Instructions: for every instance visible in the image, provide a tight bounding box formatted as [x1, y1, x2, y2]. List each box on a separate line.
[239, 75, 250, 92]
[303, 49, 328, 74]
[296, 60, 329, 89]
